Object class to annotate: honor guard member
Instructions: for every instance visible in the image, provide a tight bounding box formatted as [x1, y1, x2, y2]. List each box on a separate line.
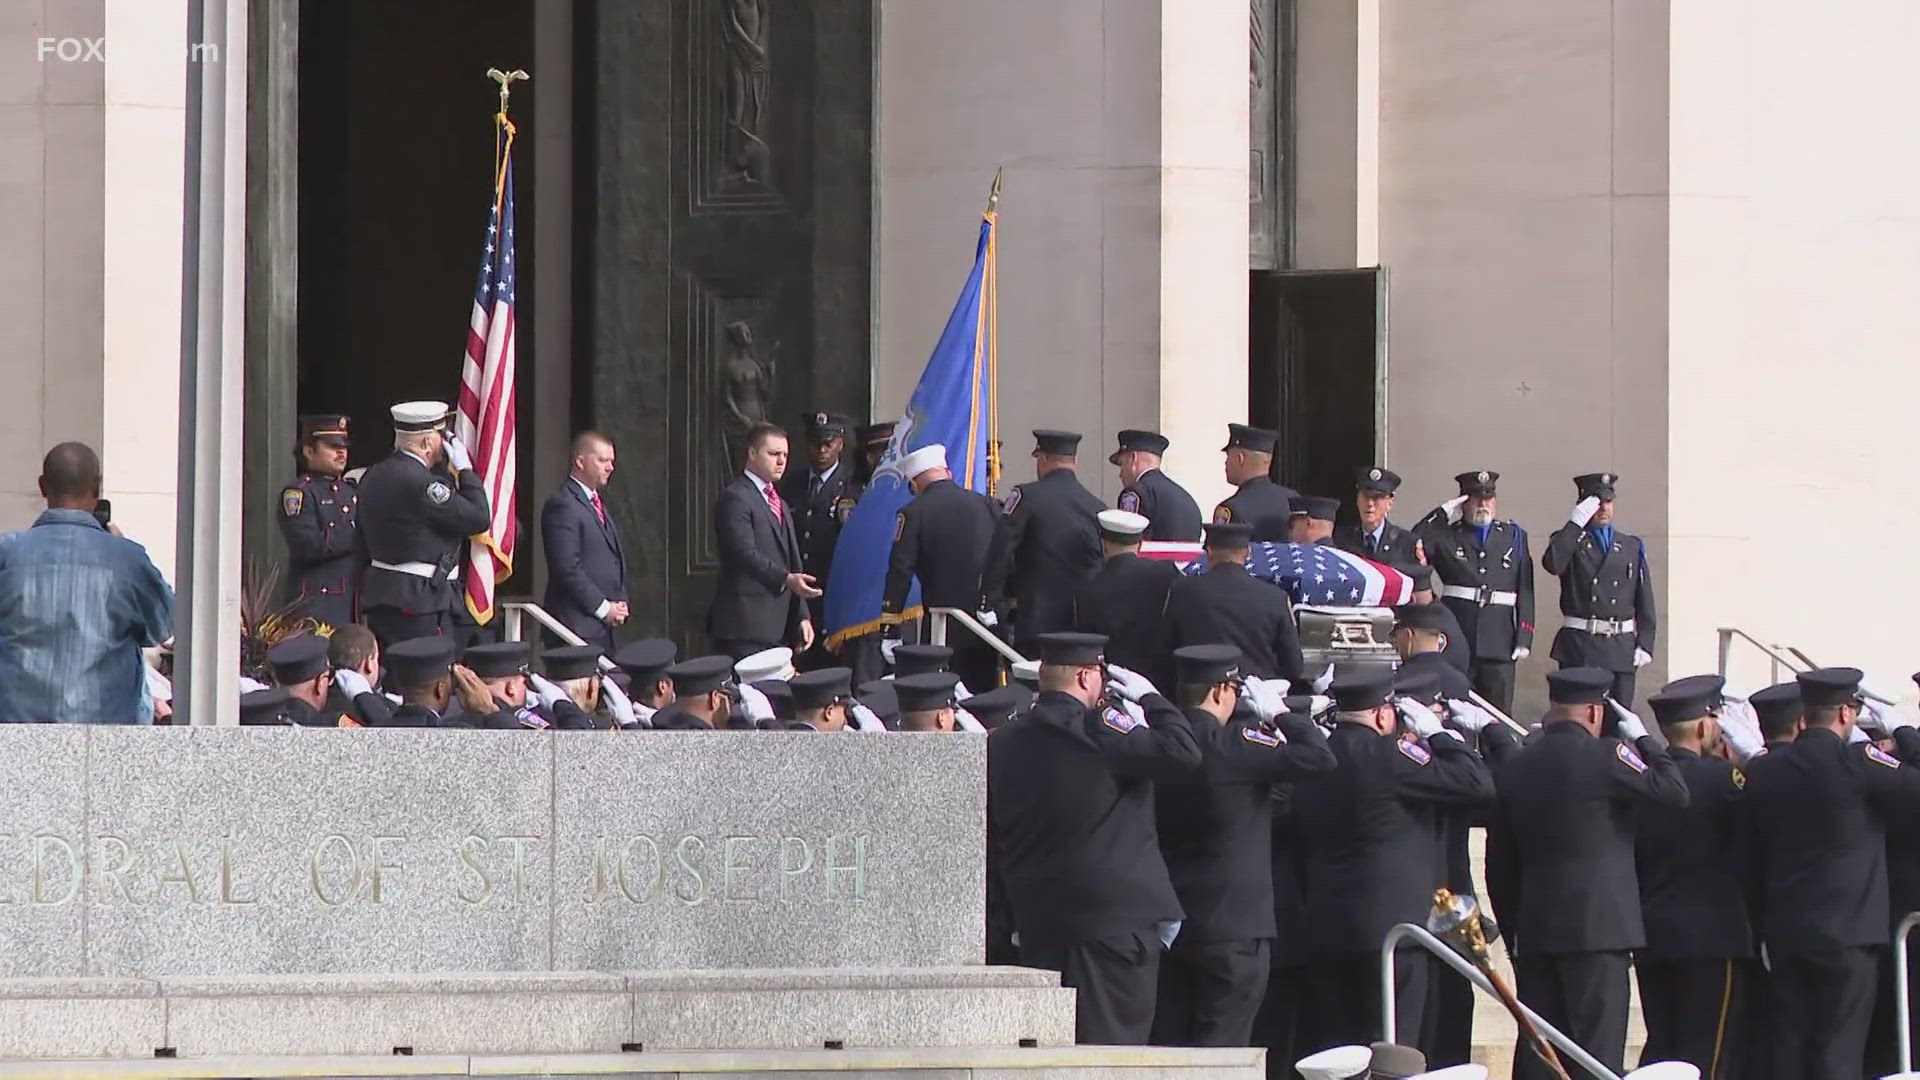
[1634, 675, 1754, 1080]
[780, 412, 860, 633]
[1390, 604, 1472, 701]
[458, 641, 543, 728]
[1111, 429, 1201, 541]
[1334, 467, 1422, 565]
[852, 421, 895, 484]
[239, 687, 293, 726]
[264, 634, 338, 726]
[1413, 471, 1535, 714]
[1393, 564, 1471, 677]
[856, 677, 900, 729]
[1749, 681, 1803, 750]
[787, 667, 854, 731]
[355, 402, 491, 647]
[649, 655, 738, 730]
[529, 646, 606, 729]
[380, 636, 464, 727]
[1214, 424, 1298, 540]
[987, 632, 1202, 1045]
[1743, 667, 1920, 1080]
[1166, 522, 1306, 682]
[1485, 668, 1689, 1080]
[611, 638, 677, 728]
[1292, 668, 1495, 1056]
[1151, 645, 1336, 1048]
[882, 444, 1002, 690]
[896, 671, 963, 732]
[985, 430, 1104, 654]
[277, 414, 360, 631]
[1543, 473, 1657, 705]
[1286, 496, 1340, 545]
[963, 683, 1032, 730]
[890, 643, 953, 678]
[1073, 509, 1181, 692]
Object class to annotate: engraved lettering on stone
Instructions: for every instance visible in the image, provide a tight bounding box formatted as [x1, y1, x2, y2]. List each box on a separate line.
[30, 833, 79, 906]
[0, 833, 18, 905]
[156, 839, 203, 904]
[721, 0, 771, 185]
[309, 834, 360, 907]
[500, 835, 534, 905]
[457, 835, 492, 906]
[368, 835, 403, 903]
[721, 834, 759, 901]
[778, 835, 813, 901]
[218, 836, 255, 905]
[824, 833, 868, 903]
[92, 835, 136, 905]
[673, 835, 708, 904]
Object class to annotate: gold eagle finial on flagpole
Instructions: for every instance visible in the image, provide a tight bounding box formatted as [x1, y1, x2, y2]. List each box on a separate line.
[486, 68, 530, 118]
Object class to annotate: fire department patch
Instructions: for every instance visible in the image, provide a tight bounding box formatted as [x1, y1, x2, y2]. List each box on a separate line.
[1398, 738, 1432, 765]
[836, 496, 857, 523]
[1242, 726, 1281, 748]
[1616, 741, 1648, 773]
[1213, 504, 1233, 524]
[1118, 491, 1141, 514]
[1867, 745, 1901, 769]
[1002, 488, 1022, 515]
[893, 512, 906, 541]
[1102, 706, 1139, 733]
[1731, 767, 1746, 790]
[426, 481, 452, 505]
[281, 487, 304, 517]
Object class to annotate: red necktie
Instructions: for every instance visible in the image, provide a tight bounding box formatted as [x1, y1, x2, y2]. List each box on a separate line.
[765, 483, 784, 522]
[590, 491, 606, 524]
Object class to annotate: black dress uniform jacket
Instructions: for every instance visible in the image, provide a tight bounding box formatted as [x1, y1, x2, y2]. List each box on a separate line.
[1156, 710, 1336, 941]
[1073, 553, 1182, 691]
[1293, 726, 1496, 954]
[1542, 523, 1657, 672]
[1119, 468, 1202, 541]
[1487, 723, 1689, 953]
[1213, 476, 1299, 541]
[987, 689, 1200, 948]
[780, 461, 861, 621]
[883, 477, 1000, 614]
[1413, 512, 1537, 661]
[1332, 519, 1420, 566]
[708, 475, 806, 649]
[355, 452, 491, 619]
[379, 702, 446, 728]
[278, 472, 360, 629]
[1396, 648, 1473, 702]
[987, 469, 1104, 645]
[1165, 562, 1306, 682]
[1635, 747, 1753, 958]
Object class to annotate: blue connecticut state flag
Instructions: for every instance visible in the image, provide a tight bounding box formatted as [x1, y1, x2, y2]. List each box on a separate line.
[824, 213, 998, 648]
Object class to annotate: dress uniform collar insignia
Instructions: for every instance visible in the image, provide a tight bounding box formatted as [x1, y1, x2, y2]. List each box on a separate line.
[1243, 725, 1281, 747]
[1867, 744, 1901, 768]
[1102, 705, 1140, 733]
[1616, 741, 1649, 772]
[1397, 737, 1431, 764]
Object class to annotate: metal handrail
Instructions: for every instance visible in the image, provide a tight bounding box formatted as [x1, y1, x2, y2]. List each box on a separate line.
[1716, 627, 1897, 705]
[926, 608, 1028, 664]
[1381, 923, 1621, 1080]
[1899, 910, 1920, 1073]
[499, 600, 618, 673]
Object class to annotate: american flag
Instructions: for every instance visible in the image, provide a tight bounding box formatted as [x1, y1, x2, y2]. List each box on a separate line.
[453, 117, 519, 625]
[1140, 541, 1413, 607]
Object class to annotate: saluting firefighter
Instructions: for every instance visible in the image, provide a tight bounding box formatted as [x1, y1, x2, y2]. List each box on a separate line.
[1542, 472, 1656, 706]
[1413, 470, 1536, 714]
[1111, 429, 1201, 541]
[354, 401, 491, 647]
[277, 413, 360, 631]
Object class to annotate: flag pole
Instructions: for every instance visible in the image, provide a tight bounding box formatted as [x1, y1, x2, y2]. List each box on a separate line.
[985, 167, 1002, 497]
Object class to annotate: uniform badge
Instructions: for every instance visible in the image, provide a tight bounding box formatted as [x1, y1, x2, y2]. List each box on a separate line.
[1002, 488, 1022, 515]
[836, 496, 856, 523]
[1118, 490, 1141, 514]
[281, 487, 304, 517]
[1369, 468, 1383, 482]
[1867, 745, 1902, 769]
[1731, 767, 1746, 790]
[1616, 741, 1649, 773]
[426, 481, 452, 505]
[1213, 504, 1233, 524]
[1102, 706, 1140, 734]
[1242, 726, 1281, 748]
[892, 512, 906, 541]
[1398, 738, 1432, 765]
[517, 707, 551, 730]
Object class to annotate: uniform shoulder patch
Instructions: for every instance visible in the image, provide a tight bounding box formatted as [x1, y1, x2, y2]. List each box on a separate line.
[1118, 490, 1141, 514]
[837, 496, 857, 523]
[1867, 744, 1902, 769]
[426, 480, 452, 505]
[1616, 741, 1648, 773]
[893, 511, 906, 541]
[1213, 503, 1234, 524]
[1101, 706, 1140, 733]
[517, 707, 551, 730]
[281, 487, 304, 516]
[1398, 737, 1432, 765]
[1002, 487, 1022, 515]
[1242, 725, 1281, 748]
[1731, 767, 1746, 789]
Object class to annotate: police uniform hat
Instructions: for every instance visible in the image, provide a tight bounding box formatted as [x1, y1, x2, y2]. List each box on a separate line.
[735, 646, 795, 684]
[298, 414, 351, 448]
[1289, 495, 1340, 522]
[1108, 429, 1170, 465]
[265, 634, 331, 684]
[1330, 667, 1394, 712]
[1392, 604, 1451, 634]
[1173, 644, 1242, 687]
[802, 411, 850, 441]
[1202, 521, 1253, 550]
[1096, 509, 1150, 542]
[897, 443, 947, 479]
[1796, 666, 1864, 708]
[1748, 682, 1803, 729]
[1454, 470, 1499, 497]
[1356, 466, 1401, 494]
[895, 671, 962, 713]
[667, 655, 735, 697]
[790, 667, 852, 711]
[462, 642, 529, 681]
[1394, 562, 1435, 591]
[893, 644, 953, 677]
[1222, 423, 1279, 454]
[542, 645, 604, 682]
[1367, 1042, 1427, 1077]
[1035, 632, 1106, 667]
[1393, 666, 1444, 705]
[1031, 429, 1083, 456]
[612, 638, 677, 680]
[1546, 666, 1612, 705]
[1648, 674, 1725, 725]
[856, 421, 896, 448]
[390, 400, 451, 433]
[962, 683, 1031, 727]
[386, 636, 456, 688]
[239, 687, 292, 725]
[1574, 472, 1619, 500]
[856, 678, 900, 726]
[1009, 660, 1040, 688]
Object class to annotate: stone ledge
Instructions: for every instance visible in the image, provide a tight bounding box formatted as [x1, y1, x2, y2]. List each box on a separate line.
[620, 967, 1061, 991]
[154, 971, 629, 997]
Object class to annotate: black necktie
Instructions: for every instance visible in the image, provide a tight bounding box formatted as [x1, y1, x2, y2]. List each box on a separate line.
[809, 473, 822, 502]
[1365, 534, 1377, 556]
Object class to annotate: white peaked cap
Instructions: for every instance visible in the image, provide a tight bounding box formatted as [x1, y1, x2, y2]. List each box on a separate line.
[390, 400, 451, 431]
[1293, 1045, 1371, 1080]
[1096, 509, 1150, 537]
[898, 443, 948, 479]
[1009, 660, 1040, 686]
[1408, 1066, 1490, 1080]
[734, 647, 795, 684]
[1623, 1066, 1701, 1080]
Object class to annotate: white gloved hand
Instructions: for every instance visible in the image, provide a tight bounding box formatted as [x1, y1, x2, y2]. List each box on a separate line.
[1849, 723, 1871, 745]
[1242, 678, 1285, 721]
[1609, 698, 1649, 741]
[1396, 698, 1446, 740]
[240, 675, 269, 694]
[332, 667, 372, 699]
[600, 677, 636, 727]
[975, 609, 999, 629]
[444, 434, 474, 473]
[849, 701, 887, 732]
[1310, 665, 1335, 694]
[527, 673, 569, 711]
[1444, 698, 1495, 733]
[953, 681, 975, 702]
[1569, 496, 1601, 527]
[1258, 677, 1292, 698]
[1511, 646, 1531, 662]
[880, 637, 900, 664]
[629, 701, 657, 728]
[1105, 664, 1158, 704]
[736, 683, 774, 724]
[1718, 700, 1764, 762]
[1867, 699, 1916, 732]
[954, 707, 986, 733]
[1307, 695, 1333, 717]
[1117, 698, 1147, 726]
[1633, 648, 1653, 668]
[1442, 495, 1469, 525]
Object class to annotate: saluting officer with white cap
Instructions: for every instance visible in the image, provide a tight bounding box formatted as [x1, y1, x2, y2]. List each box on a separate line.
[880, 443, 1002, 692]
[354, 401, 491, 647]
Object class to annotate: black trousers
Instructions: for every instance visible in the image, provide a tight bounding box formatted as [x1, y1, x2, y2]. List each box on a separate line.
[1302, 947, 1428, 1056]
[1636, 956, 1748, 1079]
[1251, 963, 1306, 1080]
[1021, 928, 1164, 1045]
[1470, 659, 1516, 714]
[1149, 937, 1269, 1047]
[1766, 947, 1880, 1080]
[1514, 950, 1630, 1080]
[364, 605, 445, 650]
[1867, 941, 1920, 1079]
[1423, 952, 1475, 1067]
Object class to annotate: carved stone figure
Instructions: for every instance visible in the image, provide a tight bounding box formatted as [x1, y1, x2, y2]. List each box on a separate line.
[722, 0, 771, 185]
[720, 319, 771, 468]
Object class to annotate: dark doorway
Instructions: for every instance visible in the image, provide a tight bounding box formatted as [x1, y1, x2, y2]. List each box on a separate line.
[1249, 269, 1383, 519]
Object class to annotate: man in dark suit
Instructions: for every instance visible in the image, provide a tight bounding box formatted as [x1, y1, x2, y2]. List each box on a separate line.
[539, 431, 627, 650]
[708, 422, 818, 660]
[882, 443, 1001, 691]
[1110, 429, 1201, 540]
[1333, 466, 1422, 565]
[985, 429, 1104, 653]
[1165, 522, 1305, 682]
[1073, 509, 1180, 692]
[779, 411, 861, 633]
